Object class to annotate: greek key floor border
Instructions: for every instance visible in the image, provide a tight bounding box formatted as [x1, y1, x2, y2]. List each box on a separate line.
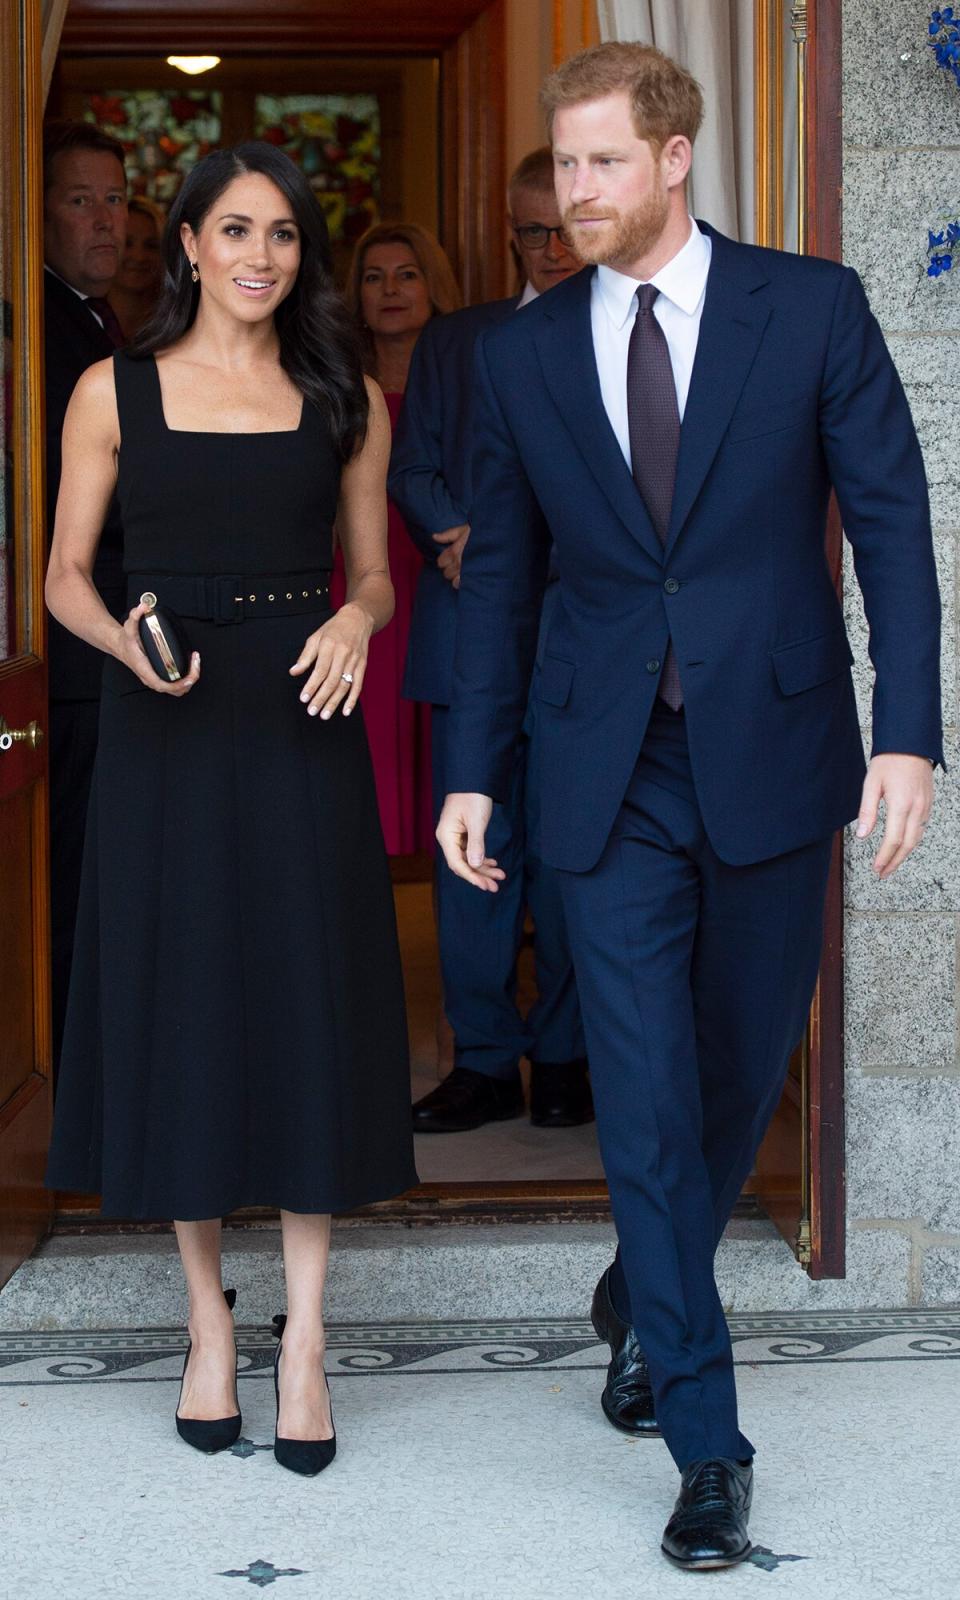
[1, 1307, 958, 1385]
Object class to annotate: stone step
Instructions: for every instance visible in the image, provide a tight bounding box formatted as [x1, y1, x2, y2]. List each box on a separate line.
[0, 1215, 890, 1331]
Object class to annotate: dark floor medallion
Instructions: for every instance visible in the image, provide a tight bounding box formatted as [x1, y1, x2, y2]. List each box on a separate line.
[218, 1559, 306, 1588]
[748, 1548, 809, 1572]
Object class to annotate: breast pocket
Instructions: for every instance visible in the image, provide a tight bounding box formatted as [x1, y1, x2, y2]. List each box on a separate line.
[534, 655, 575, 709]
[727, 390, 816, 444]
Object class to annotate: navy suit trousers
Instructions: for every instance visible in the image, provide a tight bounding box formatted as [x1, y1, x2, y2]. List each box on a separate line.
[558, 701, 832, 1468]
[431, 704, 584, 1079]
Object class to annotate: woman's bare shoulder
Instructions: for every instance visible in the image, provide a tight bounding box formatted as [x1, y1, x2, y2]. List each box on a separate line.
[66, 357, 120, 438]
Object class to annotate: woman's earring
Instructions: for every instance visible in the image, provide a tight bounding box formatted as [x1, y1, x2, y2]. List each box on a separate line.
[190, 263, 200, 283]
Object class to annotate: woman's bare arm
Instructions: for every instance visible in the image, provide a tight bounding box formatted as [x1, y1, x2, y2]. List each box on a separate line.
[290, 378, 394, 719]
[45, 358, 200, 695]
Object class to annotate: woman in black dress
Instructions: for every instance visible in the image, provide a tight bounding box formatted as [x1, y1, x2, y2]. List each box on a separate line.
[45, 143, 418, 1474]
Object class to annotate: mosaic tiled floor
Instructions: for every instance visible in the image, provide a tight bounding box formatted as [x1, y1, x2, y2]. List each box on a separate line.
[4, 1309, 958, 1600]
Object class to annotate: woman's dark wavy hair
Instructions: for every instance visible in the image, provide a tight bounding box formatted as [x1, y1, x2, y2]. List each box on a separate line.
[129, 142, 368, 459]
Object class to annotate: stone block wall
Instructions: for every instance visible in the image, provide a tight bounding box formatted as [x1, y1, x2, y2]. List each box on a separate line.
[841, 0, 960, 1303]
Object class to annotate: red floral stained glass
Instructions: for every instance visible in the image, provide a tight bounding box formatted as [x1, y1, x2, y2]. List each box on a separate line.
[81, 89, 222, 204]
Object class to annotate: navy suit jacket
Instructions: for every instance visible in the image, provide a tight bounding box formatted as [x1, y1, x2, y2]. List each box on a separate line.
[388, 296, 517, 705]
[446, 225, 943, 872]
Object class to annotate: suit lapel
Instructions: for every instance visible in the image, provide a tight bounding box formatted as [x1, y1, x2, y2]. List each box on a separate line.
[665, 230, 771, 556]
[534, 270, 664, 566]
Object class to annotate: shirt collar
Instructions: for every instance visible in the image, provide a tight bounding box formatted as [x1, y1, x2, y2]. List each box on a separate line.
[517, 280, 540, 308]
[595, 218, 711, 330]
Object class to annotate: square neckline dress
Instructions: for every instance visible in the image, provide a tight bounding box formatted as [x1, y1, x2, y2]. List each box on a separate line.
[46, 352, 418, 1219]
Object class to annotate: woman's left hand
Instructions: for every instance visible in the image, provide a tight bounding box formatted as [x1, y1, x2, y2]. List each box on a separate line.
[289, 601, 373, 719]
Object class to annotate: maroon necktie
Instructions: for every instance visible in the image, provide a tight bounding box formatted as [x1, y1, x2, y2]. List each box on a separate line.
[626, 283, 683, 710]
[86, 296, 126, 348]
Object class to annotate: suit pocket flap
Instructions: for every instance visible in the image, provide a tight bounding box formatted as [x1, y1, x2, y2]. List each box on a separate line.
[727, 391, 815, 442]
[535, 655, 575, 708]
[772, 629, 854, 696]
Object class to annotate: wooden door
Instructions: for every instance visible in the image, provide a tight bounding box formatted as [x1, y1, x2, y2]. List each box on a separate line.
[0, 0, 53, 1290]
[752, 0, 846, 1278]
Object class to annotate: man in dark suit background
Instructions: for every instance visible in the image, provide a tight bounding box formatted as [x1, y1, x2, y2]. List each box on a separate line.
[391, 149, 594, 1132]
[43, 120, 128, 1072]
[437, 44, 941, 1569]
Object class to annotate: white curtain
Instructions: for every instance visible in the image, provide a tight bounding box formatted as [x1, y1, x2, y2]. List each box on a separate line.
[42, 0, 70, 107]
[596, 0, 793, 248]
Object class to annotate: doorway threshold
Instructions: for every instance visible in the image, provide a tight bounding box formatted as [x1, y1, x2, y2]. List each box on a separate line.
[53, 1187, 763, 1234]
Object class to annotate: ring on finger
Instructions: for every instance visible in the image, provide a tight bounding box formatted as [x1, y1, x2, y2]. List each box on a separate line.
[341, 672, 354, 685]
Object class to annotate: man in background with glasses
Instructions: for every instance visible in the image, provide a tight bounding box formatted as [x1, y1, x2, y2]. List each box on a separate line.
[390, 148, 593, 1136]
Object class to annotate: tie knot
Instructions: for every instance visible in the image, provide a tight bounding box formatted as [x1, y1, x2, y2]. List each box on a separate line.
[637, 283, 659, 315]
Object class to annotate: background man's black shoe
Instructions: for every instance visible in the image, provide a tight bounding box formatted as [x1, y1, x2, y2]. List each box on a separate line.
[590, 1266, 660, 1436]
[412, 1066, 524, 1133]
[661, 1457, 754, 1570]
[529, 1059, 595, 1127]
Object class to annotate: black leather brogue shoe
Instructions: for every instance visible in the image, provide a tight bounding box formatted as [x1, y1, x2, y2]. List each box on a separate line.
[661, 1457, 754, 1571]
[590, 1266, 660, 1436]
[529, 1058, 595, 1127]
[412, 1066, 524, 1133]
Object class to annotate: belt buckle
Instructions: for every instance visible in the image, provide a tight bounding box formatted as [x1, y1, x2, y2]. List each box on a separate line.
[214, 575, 244, 624]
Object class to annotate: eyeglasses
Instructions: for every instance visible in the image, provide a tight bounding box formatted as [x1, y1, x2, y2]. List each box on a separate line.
[512, 223, 573, 250]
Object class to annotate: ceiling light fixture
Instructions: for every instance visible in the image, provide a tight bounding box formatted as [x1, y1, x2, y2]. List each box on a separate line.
[166, 55, 221, 76]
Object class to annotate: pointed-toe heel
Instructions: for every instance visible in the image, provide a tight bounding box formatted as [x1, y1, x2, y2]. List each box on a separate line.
[175, 1287, 242, 1454]
[271, 1315, 336, 1477]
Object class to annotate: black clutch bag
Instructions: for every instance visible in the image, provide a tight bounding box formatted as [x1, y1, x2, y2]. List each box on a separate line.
[137, 591, 192, 682]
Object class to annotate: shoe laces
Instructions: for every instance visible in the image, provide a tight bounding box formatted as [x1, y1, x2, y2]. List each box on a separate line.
[686, 1461, 736, 1514]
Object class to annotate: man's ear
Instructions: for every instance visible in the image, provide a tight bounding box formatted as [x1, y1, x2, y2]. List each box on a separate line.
[663, 135, 693, 192]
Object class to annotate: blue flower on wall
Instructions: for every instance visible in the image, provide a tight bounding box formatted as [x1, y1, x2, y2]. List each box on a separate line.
[926, 219, 960, 275]
[929, 8, 960, 87]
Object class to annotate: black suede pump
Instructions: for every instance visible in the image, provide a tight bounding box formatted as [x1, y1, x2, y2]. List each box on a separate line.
[175, 1287, 242, 1454]
[271, 1313, 337, 1477]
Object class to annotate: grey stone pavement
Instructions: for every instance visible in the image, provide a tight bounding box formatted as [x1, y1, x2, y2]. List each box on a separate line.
[2, 1307, 958, 1600]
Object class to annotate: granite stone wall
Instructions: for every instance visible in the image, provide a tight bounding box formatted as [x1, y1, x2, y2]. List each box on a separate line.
[841, 0, 960, 1304]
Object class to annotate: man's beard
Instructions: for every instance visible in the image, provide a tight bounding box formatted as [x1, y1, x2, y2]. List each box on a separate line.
[562, 187, 670, 268]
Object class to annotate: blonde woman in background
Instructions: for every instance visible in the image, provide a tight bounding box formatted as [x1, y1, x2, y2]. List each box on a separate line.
[332, 222, 461, 857]
[107, 195, 165, 342]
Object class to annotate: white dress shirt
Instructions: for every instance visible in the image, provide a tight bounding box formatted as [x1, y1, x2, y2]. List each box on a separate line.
[591, 219, 712, 468]
[518, 279, 540, 308]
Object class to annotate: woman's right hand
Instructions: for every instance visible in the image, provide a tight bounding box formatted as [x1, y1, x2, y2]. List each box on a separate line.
[114, 601, 201, 696]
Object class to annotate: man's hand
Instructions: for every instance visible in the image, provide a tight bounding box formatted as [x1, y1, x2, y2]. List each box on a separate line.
[856, 753, 934, 878]
[432, 524, 470, 588]
[436, 792, 505, 892]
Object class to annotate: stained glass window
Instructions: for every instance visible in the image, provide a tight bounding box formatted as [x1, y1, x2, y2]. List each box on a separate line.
[81, 90, 222, 204]
[254, 94, 380, 246]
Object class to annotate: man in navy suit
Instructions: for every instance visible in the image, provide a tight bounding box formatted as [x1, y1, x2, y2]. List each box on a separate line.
[390, 149, 593, 1132]
[438, 44, 941, 1569]
[43, 120, 128, 1075]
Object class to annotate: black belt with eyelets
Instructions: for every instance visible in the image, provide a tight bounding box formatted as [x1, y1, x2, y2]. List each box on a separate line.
[126, 570, 333, 625]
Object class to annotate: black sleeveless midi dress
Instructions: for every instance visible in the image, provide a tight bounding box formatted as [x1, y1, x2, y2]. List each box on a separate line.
[46, 352, 418, 1219]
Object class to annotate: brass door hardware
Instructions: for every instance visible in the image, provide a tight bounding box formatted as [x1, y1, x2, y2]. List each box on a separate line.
[0, 716, 44, 752]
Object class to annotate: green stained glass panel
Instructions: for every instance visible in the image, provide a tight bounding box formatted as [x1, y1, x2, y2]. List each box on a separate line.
[254, 94, 380, 246]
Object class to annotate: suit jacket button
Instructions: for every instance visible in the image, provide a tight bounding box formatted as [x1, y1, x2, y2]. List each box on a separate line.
[646, 658, 661, 674]
[664, 577, 680, 594]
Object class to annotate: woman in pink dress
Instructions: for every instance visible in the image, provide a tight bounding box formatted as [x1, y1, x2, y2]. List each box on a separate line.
[335, 223, 460, 855]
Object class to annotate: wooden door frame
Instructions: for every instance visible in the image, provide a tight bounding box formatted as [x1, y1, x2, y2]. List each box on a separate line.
[50, 0, 847, 1278]
[801, 0, 845, 1280]
[58, 0, 508, 305]
[0, 0, 54, 1291]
